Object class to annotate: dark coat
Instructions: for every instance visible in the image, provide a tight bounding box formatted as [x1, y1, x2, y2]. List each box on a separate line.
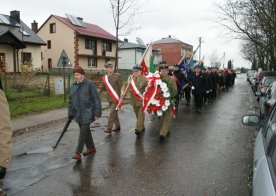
[209, 73, 218, 90]
[69, 77, 102, 124]
[190, 72, 207, 94]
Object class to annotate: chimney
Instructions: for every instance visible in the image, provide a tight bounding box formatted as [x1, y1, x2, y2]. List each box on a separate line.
[10, 10, 20, 23]
[124, 38, 128, 42]
[31, 20, 38, 32]
[77, 17, 83, 22]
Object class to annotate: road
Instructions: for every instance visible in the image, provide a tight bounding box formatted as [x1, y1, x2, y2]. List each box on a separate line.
[1, 74, 258, 196]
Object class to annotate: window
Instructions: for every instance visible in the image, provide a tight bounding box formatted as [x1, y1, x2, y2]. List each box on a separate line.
[47, 40, 51, 49]
[19, 29, 29, 36]
[0, 53, 5, 71]
[50, 23, 56, 33]
[48, 58, 52, 69]
[85, 39, 96, 55]
[88, 58, 97, 67]
[102, 42, 112, 52]
[21, 52, 31, 63]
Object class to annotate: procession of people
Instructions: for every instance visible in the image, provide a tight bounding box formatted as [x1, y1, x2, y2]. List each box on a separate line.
[76, 60, 237, 154]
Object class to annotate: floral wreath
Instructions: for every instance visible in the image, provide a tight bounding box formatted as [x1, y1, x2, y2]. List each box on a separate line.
[142, 72, 175, 117]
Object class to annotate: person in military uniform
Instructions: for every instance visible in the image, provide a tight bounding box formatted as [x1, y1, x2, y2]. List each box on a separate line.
[99, 62, 123, 134]
[0, 66, 13, 179]
[122, 65, 148, 137]
[190, 65, 207, 114]
[159, 65, 178, 142]
[172, 65, 185, 111]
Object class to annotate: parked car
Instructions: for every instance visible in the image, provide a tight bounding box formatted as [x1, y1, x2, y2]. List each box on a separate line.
[257, 76, 276, 94]
[247, 70, 257, 84]
[253, 71, 276, 93]
[256, 81, 276, 119]
[242, 107, 276, 196]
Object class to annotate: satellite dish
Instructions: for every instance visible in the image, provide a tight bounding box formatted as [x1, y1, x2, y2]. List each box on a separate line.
[136, 37, 145, 46]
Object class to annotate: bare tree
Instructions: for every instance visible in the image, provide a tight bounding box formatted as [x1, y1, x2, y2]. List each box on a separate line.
[216, 0, 276, 69]
[109, 0, 142, 71]
[209, 51, 221, 69]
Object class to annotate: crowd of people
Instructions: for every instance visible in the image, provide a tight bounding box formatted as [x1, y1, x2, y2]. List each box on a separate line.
[169, 64, 237, 114]
[68, 62, 236, 160]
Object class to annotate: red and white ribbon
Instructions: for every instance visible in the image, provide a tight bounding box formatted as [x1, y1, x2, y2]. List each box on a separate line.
[129, 79, 143, 101]
[142, 72, 161, 112]
[102, 75, 119, 103]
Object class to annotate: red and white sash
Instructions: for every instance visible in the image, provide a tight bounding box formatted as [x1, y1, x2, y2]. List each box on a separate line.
[129, 79, 143, 101]
[102, 75, 119, 103]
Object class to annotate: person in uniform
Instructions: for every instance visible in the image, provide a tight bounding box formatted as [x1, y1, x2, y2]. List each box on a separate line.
[0, 66, 13, 179]
[172, 65, 185, 111]
[122, 65, 148, 137]
[159, 65, 178, 142]
[190, 65, 207, 114]
[99, 62, 123, 134]
[68, 66, 102, 160]
[209, 68, 218, 101]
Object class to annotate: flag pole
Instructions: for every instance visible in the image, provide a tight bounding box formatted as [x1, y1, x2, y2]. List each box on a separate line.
[138, 43, 152, 66]
[178, 43, 201, 66]
[115, 75, 133, 110]
[115, 43, 152, 110]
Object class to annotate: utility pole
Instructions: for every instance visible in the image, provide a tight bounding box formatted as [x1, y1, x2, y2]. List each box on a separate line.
[221, 52, 226, 68]
[199, 37, 202, 61]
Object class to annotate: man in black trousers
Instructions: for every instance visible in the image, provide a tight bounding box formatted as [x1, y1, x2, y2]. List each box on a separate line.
[190, 66, 207, 114]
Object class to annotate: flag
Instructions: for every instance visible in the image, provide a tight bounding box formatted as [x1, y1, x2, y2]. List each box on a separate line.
[149, 56, 155, 73]
[139, 44, 155, 76]
[140, 60, 148, 76]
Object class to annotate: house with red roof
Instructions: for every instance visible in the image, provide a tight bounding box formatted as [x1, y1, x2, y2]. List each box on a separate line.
[152, 35, 193, 66]
[37, 14, 116, 72]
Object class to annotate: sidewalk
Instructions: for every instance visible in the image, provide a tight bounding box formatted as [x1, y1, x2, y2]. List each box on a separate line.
[11, 102, 110, 133]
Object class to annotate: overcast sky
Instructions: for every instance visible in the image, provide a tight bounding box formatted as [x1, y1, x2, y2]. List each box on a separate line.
[2, 0, 250, 68]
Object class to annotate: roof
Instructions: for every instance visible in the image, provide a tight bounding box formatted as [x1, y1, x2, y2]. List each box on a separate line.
[119, 41, 146, 49]
[0, 14, 45, 46]
[53, 15, 117, 41]
[152, 36, 192, 47]
[0, 30, 26, 48]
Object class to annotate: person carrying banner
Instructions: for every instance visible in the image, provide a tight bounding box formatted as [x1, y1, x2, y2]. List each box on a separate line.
[99, 62, 123, 134]
[121, 65, 148, 137]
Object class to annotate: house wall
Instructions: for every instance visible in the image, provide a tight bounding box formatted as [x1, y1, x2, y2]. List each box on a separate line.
[152, 43, 182, 65]
[0, 44, 14, 72]
[0, 44, 42, 72]
[118, 49, 143, 70]
[19, 45, 42, 70]
[78, 37, 116, 70]
[152, 43, 193, 65]
[38, 16, 75, 71]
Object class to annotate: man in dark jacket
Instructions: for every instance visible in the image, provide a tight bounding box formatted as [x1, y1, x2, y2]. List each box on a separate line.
[68, 66, 102, 160]
[190, 66, 207, 114]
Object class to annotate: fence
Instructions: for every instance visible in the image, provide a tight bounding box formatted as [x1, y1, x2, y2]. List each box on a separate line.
[0, 68, 131, 97]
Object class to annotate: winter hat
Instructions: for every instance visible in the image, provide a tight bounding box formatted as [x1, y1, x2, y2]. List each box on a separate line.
[73, 66, 85, 75]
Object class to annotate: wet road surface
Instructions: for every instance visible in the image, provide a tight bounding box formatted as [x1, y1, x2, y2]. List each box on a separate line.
[1, 74, 258, 196]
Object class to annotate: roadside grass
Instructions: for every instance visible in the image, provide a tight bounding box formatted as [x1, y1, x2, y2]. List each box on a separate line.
[7, 86, 128, 119]
[9, 95, 68, 119]
[6, 88, 68, 118]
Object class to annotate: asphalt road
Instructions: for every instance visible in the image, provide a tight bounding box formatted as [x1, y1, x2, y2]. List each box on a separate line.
[1, 74, 258, 196]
